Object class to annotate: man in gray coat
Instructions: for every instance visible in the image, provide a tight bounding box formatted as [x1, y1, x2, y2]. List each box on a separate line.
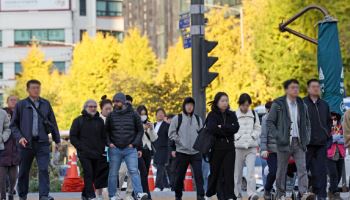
[168, 97, 204, 200]
[267, 79, 314, 200]
[259, 101, 276, 200]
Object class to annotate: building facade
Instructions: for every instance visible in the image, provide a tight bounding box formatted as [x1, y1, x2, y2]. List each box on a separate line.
[0, 0, 124, 105]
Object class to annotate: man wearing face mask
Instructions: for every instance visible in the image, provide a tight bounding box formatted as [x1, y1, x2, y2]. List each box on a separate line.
[106, 93, 148, 200]
[69, 100, 106, 200]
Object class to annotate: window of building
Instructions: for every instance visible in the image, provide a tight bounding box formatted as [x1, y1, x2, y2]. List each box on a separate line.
[0, 63, 3, 79]
[80, 0, 86, 16]
[15, 62, 22, 75]
[97, 0, 123, 17]
[14, 29, 65, 45]
[80, 29, 87, 41]
[52, 62, 66, 73]
[98, 30, 123, 41]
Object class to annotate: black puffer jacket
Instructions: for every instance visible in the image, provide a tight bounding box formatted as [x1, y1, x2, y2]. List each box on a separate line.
[303, 96, 332, 146]
[105, 105, 144, 148]
[70, 110, 106, 159]
[206, 109, 240, 150]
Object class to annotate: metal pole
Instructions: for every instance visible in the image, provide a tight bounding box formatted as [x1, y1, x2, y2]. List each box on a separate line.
[191, 0, 206, 120]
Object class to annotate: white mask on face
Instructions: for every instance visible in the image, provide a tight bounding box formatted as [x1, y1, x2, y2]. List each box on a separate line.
[141, 115, 148, 122]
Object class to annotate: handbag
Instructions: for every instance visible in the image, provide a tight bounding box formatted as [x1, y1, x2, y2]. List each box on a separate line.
[28, 99, 55, 135]
[193, 119, 215, 155]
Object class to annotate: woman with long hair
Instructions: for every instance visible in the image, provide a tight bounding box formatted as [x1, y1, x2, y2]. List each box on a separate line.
[136, 105, 158, 199]
[206, 92, 240, 200]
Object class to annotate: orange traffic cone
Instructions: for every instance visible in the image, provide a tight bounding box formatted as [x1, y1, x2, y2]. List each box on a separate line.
[61, 153, 84, 192]
[184, 167, 194, 191]
[148, 167, 155, 191]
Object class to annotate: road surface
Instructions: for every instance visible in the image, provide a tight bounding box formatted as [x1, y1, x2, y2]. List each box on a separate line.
[25, 192, 350, 200]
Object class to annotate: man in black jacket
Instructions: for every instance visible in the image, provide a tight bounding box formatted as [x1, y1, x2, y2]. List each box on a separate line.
[10, 80, 60, 200]
[106, 93, 148, 200]
[304, 79, 331, 200]
[70, 99, 107, 200]
[267, 79, 314, 200]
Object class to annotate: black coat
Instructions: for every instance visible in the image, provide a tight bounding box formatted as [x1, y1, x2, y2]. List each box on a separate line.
[206, 109, 240, 150]
[0, 108, 20, 167]
[303, 96, 332, 146]
[153, 122, 170, 165]
[70, 110, 106, 159]
[105, 105, 144, 149]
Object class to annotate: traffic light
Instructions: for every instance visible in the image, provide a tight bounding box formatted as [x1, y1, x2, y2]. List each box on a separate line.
[201, 39, 218, 88]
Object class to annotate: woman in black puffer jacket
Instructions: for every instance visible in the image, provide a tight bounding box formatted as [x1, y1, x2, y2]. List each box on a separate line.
[206, 92, 240, 200]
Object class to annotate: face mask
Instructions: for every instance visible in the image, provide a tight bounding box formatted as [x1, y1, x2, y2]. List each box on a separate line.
[333, 120, 337, 126]
[141, 115, 148, 122]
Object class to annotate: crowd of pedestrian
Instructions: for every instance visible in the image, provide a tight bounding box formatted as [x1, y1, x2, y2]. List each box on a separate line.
[1, 78, 350, 200]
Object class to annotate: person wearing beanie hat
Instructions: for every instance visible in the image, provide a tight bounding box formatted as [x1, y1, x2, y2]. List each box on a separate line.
[168, 97, 205, 200]
[106, 92, 148, 200]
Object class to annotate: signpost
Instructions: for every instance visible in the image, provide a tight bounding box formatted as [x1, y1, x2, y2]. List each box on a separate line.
[179, 12, 192, 49]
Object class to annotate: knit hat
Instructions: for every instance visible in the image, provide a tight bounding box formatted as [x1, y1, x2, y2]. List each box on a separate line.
[113, 92, 126, 104]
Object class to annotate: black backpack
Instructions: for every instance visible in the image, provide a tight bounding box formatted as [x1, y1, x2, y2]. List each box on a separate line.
[176, 114, 200, 134]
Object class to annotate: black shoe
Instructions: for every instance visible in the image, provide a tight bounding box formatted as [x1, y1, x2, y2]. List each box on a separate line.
[197, 196, 205, 200]
[175, 198, 182, 200]
[264, 191, 272, 200]
[40, 196, 54, 200]
[8, 195, 14, 200]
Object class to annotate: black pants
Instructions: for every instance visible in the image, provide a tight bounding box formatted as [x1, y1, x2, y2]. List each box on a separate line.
[327, 158, 344, 193]
[174, 152, 204, 198]
[166, 157, 176, 190]
[18, 142, 50, 198]
[265, 153, 277, 192]
[207, 148, 235, 200]
[79, 157, 99, 198]
[0, 166, 17, 199]
[155, 164, 169, 190]
[138, 148, 152, 198]
[306, 145, 327, 198]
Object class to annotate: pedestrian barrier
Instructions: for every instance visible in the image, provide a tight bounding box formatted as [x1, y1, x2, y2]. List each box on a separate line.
[61, 153, 84, 192]
[184, 167, 194, 191]
[148, 167, 155, 191]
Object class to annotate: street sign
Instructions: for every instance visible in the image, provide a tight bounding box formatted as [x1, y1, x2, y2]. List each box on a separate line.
[179, 12, 191, 29]
[183, 35, 192, 49]
[179, 12, 191, 49]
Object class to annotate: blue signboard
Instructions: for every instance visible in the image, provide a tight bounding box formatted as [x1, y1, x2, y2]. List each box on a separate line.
[179, 12, 191, 49]
[183, 36, 192, 49]
[179, 12, 191, 29]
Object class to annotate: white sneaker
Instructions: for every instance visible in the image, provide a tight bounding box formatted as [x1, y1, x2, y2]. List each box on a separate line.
[136, 193, 148, 200]
[163, 188, 171, 192]
[125, 195, 134, 200]
[109, 197, 116, 200]
[154, 187, 161, 192]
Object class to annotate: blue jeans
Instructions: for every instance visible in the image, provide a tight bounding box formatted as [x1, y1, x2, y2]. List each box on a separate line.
[202, 159, 210, 192]
[108, 147, 143, 197]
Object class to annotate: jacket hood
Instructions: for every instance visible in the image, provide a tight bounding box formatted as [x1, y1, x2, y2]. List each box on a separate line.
[114, 103, 133, 114]
[81, 110, 100, 118]
[182, 97, 195, 115]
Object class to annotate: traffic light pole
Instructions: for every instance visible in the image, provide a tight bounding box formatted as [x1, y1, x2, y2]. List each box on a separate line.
[191, 0, 206, 121]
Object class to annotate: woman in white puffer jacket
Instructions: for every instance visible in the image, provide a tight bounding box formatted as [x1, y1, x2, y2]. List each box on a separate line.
[234, 93, 261, 200]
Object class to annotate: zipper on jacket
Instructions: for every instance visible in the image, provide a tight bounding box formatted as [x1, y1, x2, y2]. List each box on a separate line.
[221, 113, 229, 143]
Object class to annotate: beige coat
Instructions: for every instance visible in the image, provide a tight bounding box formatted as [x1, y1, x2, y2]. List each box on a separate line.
[235, 109, 261, 149]
[0, 109, 11, 150]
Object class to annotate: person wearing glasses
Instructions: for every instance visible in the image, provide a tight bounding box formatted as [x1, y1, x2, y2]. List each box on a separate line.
[70, 99, 106, 200]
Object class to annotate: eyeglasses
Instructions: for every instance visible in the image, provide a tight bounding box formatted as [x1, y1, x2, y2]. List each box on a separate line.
[88, 105, 97, 108]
